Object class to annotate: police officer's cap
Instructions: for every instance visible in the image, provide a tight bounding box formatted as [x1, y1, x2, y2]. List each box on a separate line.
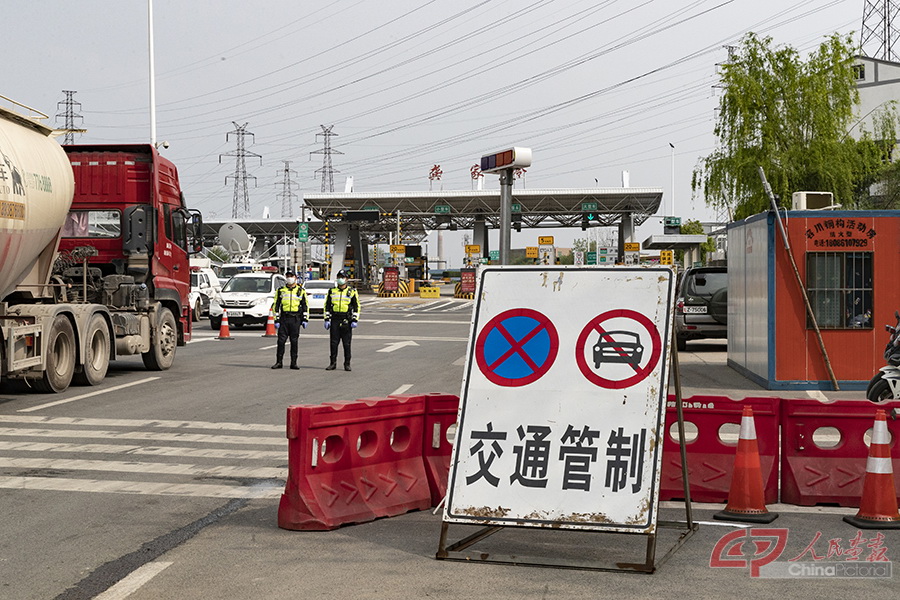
[284, 270, 295, 277]
[337, 270, 347, 278]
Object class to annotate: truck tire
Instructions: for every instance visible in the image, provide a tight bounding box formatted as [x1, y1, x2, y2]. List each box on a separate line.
[142, 307, 177, 371]
[73, 314, 110, 386]
[192, 299, 201, 322]
[34, 315, 76, 393]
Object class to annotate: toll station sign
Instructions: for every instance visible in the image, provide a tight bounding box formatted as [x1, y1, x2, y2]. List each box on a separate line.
[444, 266, 675, 534]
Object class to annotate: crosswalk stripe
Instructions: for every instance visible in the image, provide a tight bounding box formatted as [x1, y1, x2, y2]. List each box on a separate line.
[0, 441, 284, 460]
[0, 427, 285, 446]
[0, 415, 284, 433]
[0, 475, 283, 499]
[0, 457, 284, 479]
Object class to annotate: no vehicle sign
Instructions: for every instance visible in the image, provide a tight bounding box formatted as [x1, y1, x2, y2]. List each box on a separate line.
[445, 266, 675, 534]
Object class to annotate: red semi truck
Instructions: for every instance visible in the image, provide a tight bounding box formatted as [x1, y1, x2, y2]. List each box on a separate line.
[0, 100, 201, 392]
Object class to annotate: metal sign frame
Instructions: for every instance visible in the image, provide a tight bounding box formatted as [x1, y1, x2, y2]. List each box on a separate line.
[436, 265, 695, 573]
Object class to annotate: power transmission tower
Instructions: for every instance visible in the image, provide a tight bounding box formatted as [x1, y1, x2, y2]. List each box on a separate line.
[860, 0, 900, 62]
[55, 90, 83, 145]
[276, 160, 299, 218]
[310, 125, 343, 192]
[219, 122, 262, 219]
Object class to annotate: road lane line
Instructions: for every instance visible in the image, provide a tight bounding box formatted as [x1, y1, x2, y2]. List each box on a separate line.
[0, 415, 283, 432]
[364, 319, 469, 325]
[0, 475, 283, 498]
[18, 377, 161, 413]
[0, 457, 284, 479]
[391, 384, 413, 395]
[421, 301, 456, 312]
[0, 427, 285, 446]
[258, 344, 277, 350]
[300, 333, 467, 342]
[94, 561, 173, 600]
[452, 355, 467, 366]
[0, 441, 284, 460]
[185, 337, 216, 344]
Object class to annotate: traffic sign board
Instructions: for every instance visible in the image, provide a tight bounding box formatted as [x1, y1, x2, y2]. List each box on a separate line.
[573, 251, 584, 266]
[297, 223, 309, 242]
[581, 201, 598, 212]
[660, 250, 674, 265]
[390, 244, 406, 254]
[586, 251, 597, 264]
[575, 309, 662, 389]
[538, 236, 554, 246]
[624, 242, 640, 252]
[465, 244, 481, 254]
[434, 205, 451, 214]
[525, 246, 538, 258]
[489, 250, 499, 260]
[511, 203, 522, 213]
[475, 308, 559, 387]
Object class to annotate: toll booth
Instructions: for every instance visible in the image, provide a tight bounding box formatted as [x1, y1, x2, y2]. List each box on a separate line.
[727, 210, 898, 390]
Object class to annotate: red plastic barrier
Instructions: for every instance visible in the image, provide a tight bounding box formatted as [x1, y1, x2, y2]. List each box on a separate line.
[660, 395, 780, 504]
[278, 396, 432, 530]
[780, 399, 900, 507]
[391, 393, 460, 506]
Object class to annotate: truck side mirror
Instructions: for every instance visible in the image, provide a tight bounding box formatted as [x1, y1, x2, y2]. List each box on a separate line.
[187, 209, 204, 255]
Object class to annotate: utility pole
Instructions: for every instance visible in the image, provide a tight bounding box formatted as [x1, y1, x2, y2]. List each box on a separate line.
[55, 90, 83, 145]
[310, 125, 343, 193]
[219, 122, 262, 219]
[861, 0, 900, 61]
[276, 160, 299, 218]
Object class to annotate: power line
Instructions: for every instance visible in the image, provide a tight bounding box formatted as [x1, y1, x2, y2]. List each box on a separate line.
[219, 122, 262, 219]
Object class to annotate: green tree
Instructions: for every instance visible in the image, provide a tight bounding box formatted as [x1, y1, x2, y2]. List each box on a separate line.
[677, 219, 716, 263]
[572, 238, 597, 253]
[692, 33, 896, 220]
[206, 246, 230, 263]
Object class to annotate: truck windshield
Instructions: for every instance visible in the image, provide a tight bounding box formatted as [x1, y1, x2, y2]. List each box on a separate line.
[62, 210, 121, 238]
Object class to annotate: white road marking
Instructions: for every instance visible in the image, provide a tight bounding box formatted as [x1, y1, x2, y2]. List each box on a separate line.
[452, 355, 467, 366]
[258, 344, 277, 350]
[0, 415, 283, 432]
[0, 457, 284, 479]
[391, 384, 414, 395]
[94, 561, 173, 600]
[377, 340, 420, 353]
[303, 333, 467, 342]
[185, 337, 216, 344]
[659, 501, 859, 516]
[366, 319, 469, 325]
[18, 378, 161, 413]
[0, 476, 283, 498]
[422, 301, 457, 312]
[0, 441, 283, 460]
[0, 427, 285, 446]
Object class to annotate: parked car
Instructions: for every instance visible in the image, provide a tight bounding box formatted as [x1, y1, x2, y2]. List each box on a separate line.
[304, 280, 336, 318]
[209, 272, 286, 329]
[189, 267, 221, 319]
[674, 266, 728, 351]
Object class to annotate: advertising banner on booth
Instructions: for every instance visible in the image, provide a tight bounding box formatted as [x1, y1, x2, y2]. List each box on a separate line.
[460, 268, 477, 294]
[383, 267, 400, 292]
[444, 266, 675, 533]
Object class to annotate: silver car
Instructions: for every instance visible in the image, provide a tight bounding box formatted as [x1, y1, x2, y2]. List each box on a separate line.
[674, 266, 728, 351]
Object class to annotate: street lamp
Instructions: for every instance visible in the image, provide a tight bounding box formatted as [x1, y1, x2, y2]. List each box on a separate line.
[668, 142, 675, 217]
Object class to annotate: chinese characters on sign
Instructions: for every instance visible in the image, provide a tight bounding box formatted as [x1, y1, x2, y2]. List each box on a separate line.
[804, 218, 877, 248]
[382, 266, 399, 292]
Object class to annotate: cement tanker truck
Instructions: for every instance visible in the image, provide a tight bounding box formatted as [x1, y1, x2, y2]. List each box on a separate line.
[0, 99, 202, 392]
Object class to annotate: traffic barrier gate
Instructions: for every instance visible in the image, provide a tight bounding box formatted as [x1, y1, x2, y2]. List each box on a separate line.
[278, 396, 432, 531]
[660, 395, 780, 504]
[780, 399, 900, 507]
[390, 393, 459, 506]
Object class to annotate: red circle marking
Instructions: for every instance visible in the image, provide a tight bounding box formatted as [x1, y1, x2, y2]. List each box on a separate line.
[475, 308, 559, 387]
[575, 309, 662, 389]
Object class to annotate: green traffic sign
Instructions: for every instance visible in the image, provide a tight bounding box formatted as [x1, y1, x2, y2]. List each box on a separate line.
[298, 223, 309, 242]
[489, 250, 499, 260]
[511, 203, 522, 213]
[586, 251, 597, 264]
[434, 205, 451, 214]
[664, 216, 682, 227]
[581, 201, 598, 212]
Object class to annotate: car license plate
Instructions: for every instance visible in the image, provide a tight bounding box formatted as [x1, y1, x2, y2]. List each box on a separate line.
[683, 305, 707, 314]
[313, 294, 325, 299]
[227, 310, 244, 317]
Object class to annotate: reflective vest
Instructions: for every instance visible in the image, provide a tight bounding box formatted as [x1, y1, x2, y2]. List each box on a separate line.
[325, 286, 360, 318]
[273, 285, 308, 317]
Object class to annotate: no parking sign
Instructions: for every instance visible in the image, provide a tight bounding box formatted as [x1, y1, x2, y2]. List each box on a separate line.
[444, 266, 675, 533]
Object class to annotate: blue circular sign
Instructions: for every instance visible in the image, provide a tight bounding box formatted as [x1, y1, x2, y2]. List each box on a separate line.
[475, 308, 559, 387]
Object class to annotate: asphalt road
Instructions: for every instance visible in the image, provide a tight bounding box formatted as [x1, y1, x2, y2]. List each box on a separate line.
[0, 292, 897, 599]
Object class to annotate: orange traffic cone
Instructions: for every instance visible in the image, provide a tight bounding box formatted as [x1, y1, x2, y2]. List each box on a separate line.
[713, 406, 778, 523]
[262, 310, 277, 337]
[843, 410, 900, 529]
[217, 309, 234, 340]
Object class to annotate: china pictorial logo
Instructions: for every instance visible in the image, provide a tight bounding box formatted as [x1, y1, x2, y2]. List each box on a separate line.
[710, 528, 892, 578]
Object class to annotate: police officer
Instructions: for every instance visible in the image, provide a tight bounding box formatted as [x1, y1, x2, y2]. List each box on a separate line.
[271, 271, 308, 370]
[324, 270, 360, 371]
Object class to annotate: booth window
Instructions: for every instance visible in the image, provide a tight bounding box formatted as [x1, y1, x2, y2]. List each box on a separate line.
[806, 252, 873, 329]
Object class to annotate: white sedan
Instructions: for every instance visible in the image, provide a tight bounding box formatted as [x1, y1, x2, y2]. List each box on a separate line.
[304, 280, 336, 318]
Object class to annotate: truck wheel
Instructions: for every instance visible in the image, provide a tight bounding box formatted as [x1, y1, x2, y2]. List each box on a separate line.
[142, 307, 177, 371]
[867, 378, 895, 403]
[192, 299, 201, 322]
[73, 314, 110, 386]
[34, 315, 76, 393]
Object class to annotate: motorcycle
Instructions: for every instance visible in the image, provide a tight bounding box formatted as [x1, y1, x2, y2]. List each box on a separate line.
[866, 310, 900, 402]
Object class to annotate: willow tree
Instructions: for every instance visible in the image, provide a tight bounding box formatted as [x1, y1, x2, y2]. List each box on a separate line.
[692, 33, 896, 220]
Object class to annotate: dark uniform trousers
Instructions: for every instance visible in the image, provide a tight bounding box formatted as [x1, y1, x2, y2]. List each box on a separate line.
[329, 312, 353, 366]
[277, 312, 303, 364]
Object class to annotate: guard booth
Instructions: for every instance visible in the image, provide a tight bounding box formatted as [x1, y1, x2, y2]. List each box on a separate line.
[727, 209, 899, 390]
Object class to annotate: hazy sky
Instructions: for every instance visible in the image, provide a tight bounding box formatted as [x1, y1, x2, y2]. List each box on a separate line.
[2, 0, 867, 265]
